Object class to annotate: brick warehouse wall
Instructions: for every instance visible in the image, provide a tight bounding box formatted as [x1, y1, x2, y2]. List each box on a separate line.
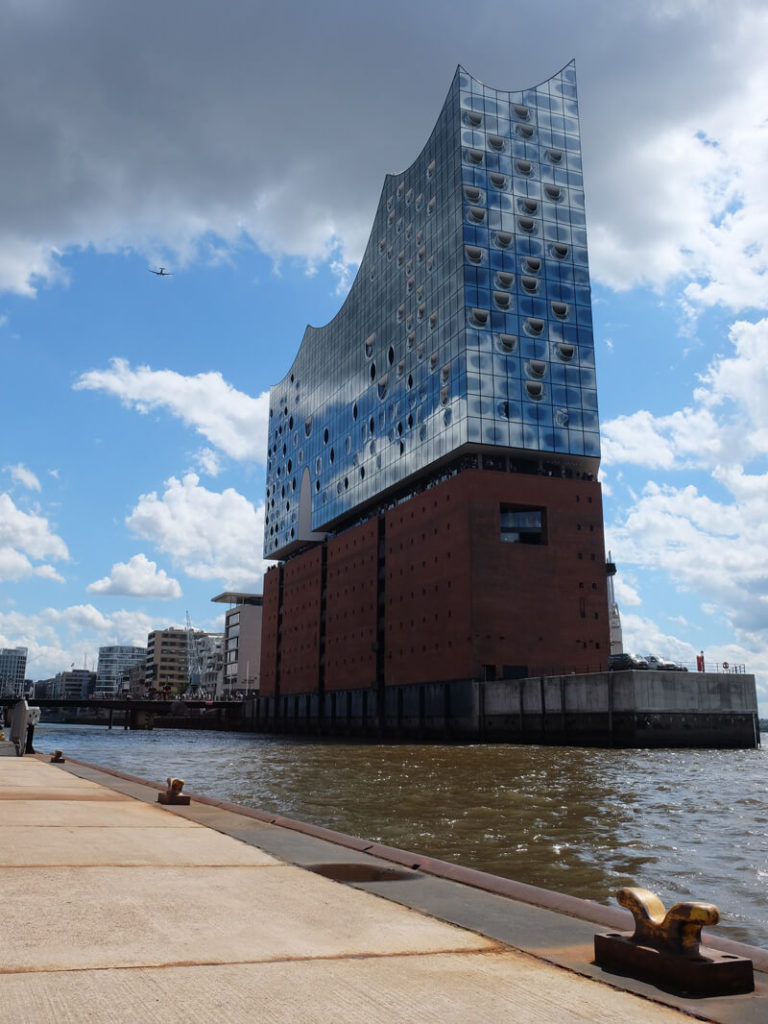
[384, 470, 609, 684]
[259, 469, 610, 696]
[468, 470, 609, 678]
[274, 546, 324, 696]
[325, 518, 379, 690]
[260, 566, 281, 696]
[384, 478, 475, 685]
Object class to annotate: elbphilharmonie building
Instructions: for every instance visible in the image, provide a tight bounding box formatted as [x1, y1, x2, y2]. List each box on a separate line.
[259, 63, 610, 714]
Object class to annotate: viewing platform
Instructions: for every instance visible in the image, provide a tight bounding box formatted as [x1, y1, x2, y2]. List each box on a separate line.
[0, 755, 765, 1022]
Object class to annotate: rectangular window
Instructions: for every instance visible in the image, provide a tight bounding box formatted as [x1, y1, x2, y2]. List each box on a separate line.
[500, 505, 545, 544]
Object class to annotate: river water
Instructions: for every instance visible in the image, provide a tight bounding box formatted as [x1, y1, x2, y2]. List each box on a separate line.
[33, 723, 768, 949]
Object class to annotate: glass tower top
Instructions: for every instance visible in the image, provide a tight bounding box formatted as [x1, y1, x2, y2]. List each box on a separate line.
[264, 62, 599, 559]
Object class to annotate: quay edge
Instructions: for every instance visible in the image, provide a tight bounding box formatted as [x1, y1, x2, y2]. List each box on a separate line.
[240, 670, 760, 748]
[21, 753, 768, 1024]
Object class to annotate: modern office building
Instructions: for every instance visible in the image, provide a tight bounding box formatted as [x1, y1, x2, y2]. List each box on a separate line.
[212, 593, 263, 697]
[58, 669, 97, 702]
[0, 647, 28, 699]
[259, 63, 610, 714]
[94, 645, 147, 698]
[33, 676, 62, 700]
[198, 632, 225, 697]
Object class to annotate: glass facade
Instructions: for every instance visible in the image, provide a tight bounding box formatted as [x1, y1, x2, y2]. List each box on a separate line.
[264, 62, 599, 559]
[0, 646, 28, 699]
[95, 645, 147, 697]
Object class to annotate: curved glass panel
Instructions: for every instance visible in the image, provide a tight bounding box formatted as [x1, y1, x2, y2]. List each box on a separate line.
[264, 61, 599, 558]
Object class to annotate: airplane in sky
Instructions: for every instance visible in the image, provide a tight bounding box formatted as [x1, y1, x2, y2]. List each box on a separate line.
[148, 266, 173, 276]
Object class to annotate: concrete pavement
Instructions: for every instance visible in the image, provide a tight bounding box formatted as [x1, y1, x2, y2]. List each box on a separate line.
[0, 756, 763, 1023]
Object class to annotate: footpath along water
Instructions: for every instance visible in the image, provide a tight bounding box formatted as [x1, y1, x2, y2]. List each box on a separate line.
[3, 756, 732, 1024]
[35, 723, 768, 948]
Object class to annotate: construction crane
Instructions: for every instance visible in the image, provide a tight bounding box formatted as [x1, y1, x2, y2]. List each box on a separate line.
[185, 611, 205, 698]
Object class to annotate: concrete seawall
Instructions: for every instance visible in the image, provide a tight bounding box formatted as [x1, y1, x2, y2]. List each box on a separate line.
[244, 670, 760, 748]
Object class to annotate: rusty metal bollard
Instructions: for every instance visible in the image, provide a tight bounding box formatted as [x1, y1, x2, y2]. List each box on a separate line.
[594, 886, 753, 996]
[50, 750, 65, 763]
[157, 777, 190, 805]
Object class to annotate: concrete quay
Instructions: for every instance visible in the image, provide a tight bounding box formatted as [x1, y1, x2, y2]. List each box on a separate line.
[0, 757, 765, 1023]
[246, 671, 760, 748]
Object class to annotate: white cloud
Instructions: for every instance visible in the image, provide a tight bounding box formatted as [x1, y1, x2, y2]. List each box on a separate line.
[668, 615, 689, 627]
[0, 1, 766, 318]
[612, 577, 642, 608]
[602, 318, 768, 469]
[74, 359, 269, 463]
[126, 473, 266, 588]
[0, 605, 161, 680]
[696, 319, 768, 445]
[0, 493, 68, 582]
[194, 447, 223, 477]
[619, 612, 698, 665]
[607, 471, 768, 637]
[601, 411, 678, 470]
[87, 553, 182, 599]
[604, 320, 768, 697]
[0, 495, 68, 559]
[602, 406, 725, 469]
[5, 463, 41, 491]
[584, 6, 768, 318]
[0, 547, 64, 584]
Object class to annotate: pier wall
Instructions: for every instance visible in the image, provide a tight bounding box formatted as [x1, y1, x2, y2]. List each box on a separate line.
[241, 670, 760, 748]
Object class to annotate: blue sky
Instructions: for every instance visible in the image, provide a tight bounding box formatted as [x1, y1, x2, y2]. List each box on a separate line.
[2, 1, 768, 712]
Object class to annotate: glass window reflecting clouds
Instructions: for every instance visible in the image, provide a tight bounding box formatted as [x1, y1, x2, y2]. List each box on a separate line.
[264, 62, 599, 559]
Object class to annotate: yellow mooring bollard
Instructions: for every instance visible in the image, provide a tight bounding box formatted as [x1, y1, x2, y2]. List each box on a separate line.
[157, 777, 190, 806]
[594, 886, 754, 996]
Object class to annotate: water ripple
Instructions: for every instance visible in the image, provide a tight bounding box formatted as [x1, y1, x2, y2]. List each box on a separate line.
[35, 724, 768, 949]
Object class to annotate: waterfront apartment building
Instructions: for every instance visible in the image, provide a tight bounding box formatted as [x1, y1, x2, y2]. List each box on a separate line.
[212, 592, 263, 697]
[145, 628, 190, 694]
[94, 645, 147, 698]
[259, 62, 610, 706]
[0, 647, 28, 699]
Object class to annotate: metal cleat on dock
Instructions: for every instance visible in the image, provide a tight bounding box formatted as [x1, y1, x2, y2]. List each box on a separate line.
[157, 777, 190, 805]
[594, 886, 754, 996]
[50, 750, 65, 763]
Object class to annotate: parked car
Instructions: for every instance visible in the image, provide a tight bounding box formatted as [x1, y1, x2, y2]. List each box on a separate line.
[645, 655, 679, 671]
[608, 653, 632, 670]
[608, 653, 648, 671]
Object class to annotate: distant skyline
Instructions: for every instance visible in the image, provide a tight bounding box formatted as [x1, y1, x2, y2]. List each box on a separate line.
[1, 2, 767, 713]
